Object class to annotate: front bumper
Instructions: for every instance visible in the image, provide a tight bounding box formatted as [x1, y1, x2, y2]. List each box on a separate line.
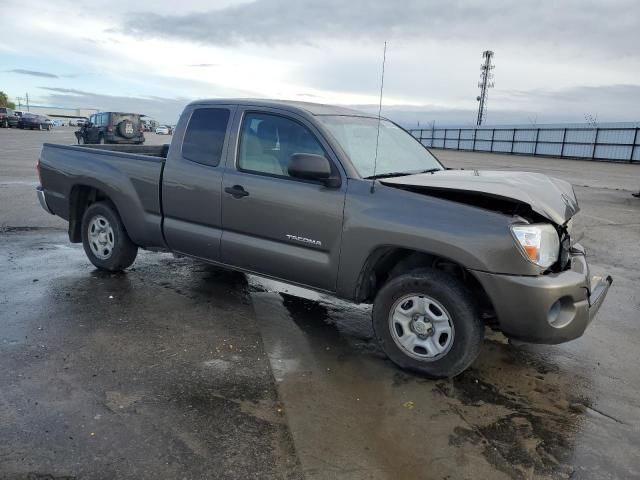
[36, 186, 54, 215]
[473, 244, 612, 344]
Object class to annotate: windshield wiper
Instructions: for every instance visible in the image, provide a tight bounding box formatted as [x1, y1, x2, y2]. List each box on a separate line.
[418, 168, 442, 174]
[364, 172, 414, 180]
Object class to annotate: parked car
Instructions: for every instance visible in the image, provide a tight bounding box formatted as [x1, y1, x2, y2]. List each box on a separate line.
[0, 107, 19, 128]
[52, 120, 66, 127]
[19, 113, 51, 130]
[36, 99, 612, 378]
[75, 112, 145, 145]
[155, 125, 170, 135]
[142, 119, 158, 132]
[75, 119, 86, 127]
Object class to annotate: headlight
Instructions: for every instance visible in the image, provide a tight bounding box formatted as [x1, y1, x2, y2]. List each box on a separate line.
[511, 223, 560, 268]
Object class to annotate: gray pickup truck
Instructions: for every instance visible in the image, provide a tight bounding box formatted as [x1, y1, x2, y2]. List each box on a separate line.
[37, 99, 612, 377]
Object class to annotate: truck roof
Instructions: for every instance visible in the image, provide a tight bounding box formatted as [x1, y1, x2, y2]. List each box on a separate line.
[187, 98, 379, 118]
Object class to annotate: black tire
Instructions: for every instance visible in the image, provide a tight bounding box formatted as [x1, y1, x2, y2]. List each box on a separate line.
[372, 269, 484, 378]
[1, 119, 8, 128]
[81, 201, 138, 271]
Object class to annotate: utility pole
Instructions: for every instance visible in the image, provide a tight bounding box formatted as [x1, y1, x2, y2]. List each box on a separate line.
[26, 92, 30, 112]
[476, 50, 495, 126]
[15, 96, 23, 110]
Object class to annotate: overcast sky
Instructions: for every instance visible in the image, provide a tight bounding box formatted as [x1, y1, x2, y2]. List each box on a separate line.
[1, 0, 639, 125]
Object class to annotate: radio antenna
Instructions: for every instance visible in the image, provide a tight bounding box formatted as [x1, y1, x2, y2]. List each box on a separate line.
[370, 41, 387, 193]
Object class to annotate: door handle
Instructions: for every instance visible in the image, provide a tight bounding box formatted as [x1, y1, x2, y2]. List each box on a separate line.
[224, 185, 249, 198]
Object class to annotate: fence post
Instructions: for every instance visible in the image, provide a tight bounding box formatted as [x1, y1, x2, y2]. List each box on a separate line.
[490, 129, 495, 152]
[472, 128, 477, 151]
[630, 127, 638, 163]
[457, 129, 461, 150]
[534, 129, 539, 155]
[511, 129, 516, 154]
[560, 128, 567, 157]
[591, 128, 599, 159]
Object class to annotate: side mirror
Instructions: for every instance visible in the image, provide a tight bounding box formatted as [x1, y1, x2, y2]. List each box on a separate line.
[288, 153, 338, 187]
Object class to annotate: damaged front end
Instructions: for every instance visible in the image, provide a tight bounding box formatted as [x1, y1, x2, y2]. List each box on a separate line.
[381, 170, 580, 274]
[380, 169, 612, 344]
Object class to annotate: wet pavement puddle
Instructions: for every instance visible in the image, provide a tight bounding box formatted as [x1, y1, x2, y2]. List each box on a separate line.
[249, 280, 640, 480]
[2, 232, 639, 479]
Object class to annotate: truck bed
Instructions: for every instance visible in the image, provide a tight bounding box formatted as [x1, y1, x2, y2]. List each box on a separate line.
[39, 143, 168, 248]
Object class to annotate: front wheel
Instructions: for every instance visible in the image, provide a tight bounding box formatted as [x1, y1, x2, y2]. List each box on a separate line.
[81, 201, 138, 271]
[372, 269, 484, 378]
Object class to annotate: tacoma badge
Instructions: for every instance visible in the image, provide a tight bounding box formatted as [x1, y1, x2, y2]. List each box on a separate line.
[286, 234, 322, 247]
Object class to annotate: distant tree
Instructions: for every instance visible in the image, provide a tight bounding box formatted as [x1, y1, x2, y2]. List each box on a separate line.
[0, 91, 16, 109]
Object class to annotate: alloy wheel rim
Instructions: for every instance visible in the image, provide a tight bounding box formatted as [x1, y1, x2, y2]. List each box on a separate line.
[389, 294, 455, 361]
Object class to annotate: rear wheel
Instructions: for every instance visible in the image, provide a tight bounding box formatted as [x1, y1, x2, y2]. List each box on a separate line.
[81, 201, 138, 271]
[372, 269, 484, 378]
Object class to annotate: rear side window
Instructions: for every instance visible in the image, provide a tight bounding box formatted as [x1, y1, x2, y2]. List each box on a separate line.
[182, 108, 231, 167]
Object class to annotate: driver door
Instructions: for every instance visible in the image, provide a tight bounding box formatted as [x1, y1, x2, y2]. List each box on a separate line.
[220, 108, 346, 292]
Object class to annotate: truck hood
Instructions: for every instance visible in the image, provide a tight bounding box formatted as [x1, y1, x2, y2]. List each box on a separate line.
[380, 170, 579, 225]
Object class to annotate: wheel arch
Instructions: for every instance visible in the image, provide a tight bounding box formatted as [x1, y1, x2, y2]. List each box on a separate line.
[354, 246, 496, 321]
[68, 184, 120, 243]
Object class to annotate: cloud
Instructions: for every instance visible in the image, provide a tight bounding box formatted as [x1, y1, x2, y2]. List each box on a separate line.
[38, 86, 189, 123]
[375, 84, 640, 126]
[39, 86, 91, 95]
[493, 84, 640, 120]
[6, 69, 58, 78]
[121, 0, 639, 56]
[187, 63, 218, 67]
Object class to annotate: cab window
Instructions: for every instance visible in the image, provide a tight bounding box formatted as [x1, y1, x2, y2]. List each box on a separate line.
[237, 113, 325, 177]
[182, 108, 231, 167]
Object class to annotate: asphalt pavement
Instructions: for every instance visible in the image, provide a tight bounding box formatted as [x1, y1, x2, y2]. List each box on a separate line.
[1, 127, 639, 479]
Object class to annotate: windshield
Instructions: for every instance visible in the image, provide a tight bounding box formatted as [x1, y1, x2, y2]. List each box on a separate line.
[317, 115, 443, 178]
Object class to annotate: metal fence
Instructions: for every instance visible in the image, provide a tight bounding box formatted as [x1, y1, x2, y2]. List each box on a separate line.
[409, 123, 640, 163]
